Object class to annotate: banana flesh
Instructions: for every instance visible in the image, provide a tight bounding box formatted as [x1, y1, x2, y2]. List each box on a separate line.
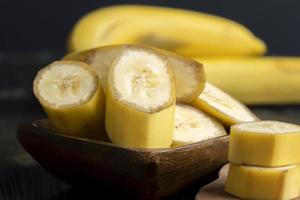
[68, 5, 266, 57]
[225, 163, 300, 200]
[173, 104, 227, 146]
[192, 82, 258, 126]
[33, 61, 107, 140]
[195, 57, 300, 105]
[64, 44, 205, 103]
[228, 120, 300, 167]
[105, 46, 176, 148]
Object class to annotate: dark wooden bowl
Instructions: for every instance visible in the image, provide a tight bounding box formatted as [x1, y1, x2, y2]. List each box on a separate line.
[17, 119, 229, 200]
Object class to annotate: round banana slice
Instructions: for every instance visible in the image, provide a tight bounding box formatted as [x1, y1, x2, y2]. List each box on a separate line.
[173, 104, 227, 146]
[33, 61, 107, 140]
[63, 44, 205, 103]
[105, 46, 176, 148]
[228, 120, 300, 166]
[192, 82, 258, 126]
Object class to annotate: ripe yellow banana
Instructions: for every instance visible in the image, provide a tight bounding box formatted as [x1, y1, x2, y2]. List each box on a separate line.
[226, 163, 300, 200]
[33, 61, 107, 140]
[105, 46, 176, 148]
[195, 57, 300, 105]
[64, 44, 205, 103]
[173, 104, 227, 146]
[228, 120, 300, 167]
[68, 5, 266, 57]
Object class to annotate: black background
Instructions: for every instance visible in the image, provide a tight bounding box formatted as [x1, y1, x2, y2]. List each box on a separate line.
[1, 0, 300, 55]
[1, 1, 300, 199]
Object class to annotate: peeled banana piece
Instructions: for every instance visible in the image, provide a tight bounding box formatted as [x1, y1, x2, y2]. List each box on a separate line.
[105, 46, 176, 148]
[64, 44, 205, 103]
[192, 82, 258, 126]
[228, 120, 300, 167]
[173, 104, 227, 146]
[68, 5, 266, 57]
[195, 57, 300, 105]
[33, 61, 107, 140]
[225, 163, 300, 200]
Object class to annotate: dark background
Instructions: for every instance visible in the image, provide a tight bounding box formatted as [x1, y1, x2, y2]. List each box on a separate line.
[1, 0, 300, 55]
[1, 1, 300, 199]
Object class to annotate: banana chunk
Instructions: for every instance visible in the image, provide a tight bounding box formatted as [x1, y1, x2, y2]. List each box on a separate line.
[192, 82, 258, 126]
[228, 120, 300, 166]
[225, 163, 300, 200]
[68, 5, 266, 57]
[173, 104, 227, 146]
[105, 46, 176, 148]
[33, 61, 106, 140]
[64, 44, 205, 103]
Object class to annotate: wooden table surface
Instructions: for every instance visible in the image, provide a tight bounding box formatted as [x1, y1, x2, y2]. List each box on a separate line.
[1, 51, 300, 199]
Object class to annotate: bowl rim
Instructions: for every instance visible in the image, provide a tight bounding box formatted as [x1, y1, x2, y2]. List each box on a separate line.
[19, 118, 229, 154]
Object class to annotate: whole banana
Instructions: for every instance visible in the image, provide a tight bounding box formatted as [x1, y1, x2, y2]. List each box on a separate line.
[195, 57, 300, 105]
[68, 5, 266, 57]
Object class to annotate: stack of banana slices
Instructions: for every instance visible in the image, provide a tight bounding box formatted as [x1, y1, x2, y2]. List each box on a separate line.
[33, 45, 258, 148]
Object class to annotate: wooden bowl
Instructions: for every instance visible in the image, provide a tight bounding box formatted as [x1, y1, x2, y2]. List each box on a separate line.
[17, 119, 229, 200]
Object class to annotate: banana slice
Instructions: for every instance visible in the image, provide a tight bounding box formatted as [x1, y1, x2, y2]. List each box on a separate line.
[105, 46, 176, 148]
[192, 82, 258, 126]
[225, 163, 300, 200]
[63, 44, 205, 103]
[33, 61, 107, 140]
[173, 104, 227, 146]
[228, 120, 300, 167]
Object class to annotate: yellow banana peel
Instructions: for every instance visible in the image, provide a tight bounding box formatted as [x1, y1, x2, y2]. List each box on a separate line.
[68, 5, 266, 57]
[194, 57, 300, 105]
[106, 88, 175, 148]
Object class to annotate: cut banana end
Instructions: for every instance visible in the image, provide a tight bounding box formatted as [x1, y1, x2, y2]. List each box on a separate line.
[105, 46, 176, 148]
[63, 44, 205, 103]
[154, 48, 205, 103]
[228, 120, 300, 167]
[33, 61, 107, 140]
[192, 82, 258, 126]
[64, 45, 121, 93]
[225, 163, 300, 200]
[172, 104, 227, 146]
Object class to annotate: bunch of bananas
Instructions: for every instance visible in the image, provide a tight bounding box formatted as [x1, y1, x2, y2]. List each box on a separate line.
[68, 5, 300, 105]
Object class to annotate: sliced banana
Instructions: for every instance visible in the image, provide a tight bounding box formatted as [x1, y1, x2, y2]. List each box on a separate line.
[225, 163, 300, 200]
[33, 61, 107, 140]
[228, 120, 300, 166]
[105, 46, 176, 148]
[63, 44, 205, 103]
[173, 104, 227, 146]
[192, 82, 258, 126]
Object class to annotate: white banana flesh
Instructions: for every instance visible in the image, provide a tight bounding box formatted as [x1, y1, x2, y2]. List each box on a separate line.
[192, 82, 258, 126]
[173, 104, 227, 146]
